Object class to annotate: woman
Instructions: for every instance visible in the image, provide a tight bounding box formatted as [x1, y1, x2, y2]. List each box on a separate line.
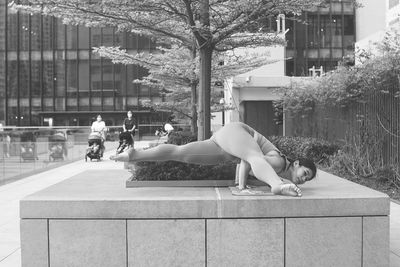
[111, 122, 316, 197]
[123, 110, 136, 135]
[91, 115, 107, 153]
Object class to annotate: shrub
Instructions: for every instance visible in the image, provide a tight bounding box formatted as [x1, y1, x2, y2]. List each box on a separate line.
[268, 136, 340, 164]
[132, 132, 340, 181]
[133, 161, 236, 181]
[133, 130, 236, 181]
[167, 130, 197, 145]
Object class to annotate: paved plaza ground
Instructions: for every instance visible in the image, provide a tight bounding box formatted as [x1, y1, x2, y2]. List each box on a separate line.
[0, 141, 399, 266]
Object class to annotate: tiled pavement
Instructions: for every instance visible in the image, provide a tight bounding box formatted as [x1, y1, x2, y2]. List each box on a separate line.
[0, 141, 399, 267]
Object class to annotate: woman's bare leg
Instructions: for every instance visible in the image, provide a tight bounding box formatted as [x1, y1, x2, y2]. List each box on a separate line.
[110, 140, 234, 165]
[213, 123, 301, 196]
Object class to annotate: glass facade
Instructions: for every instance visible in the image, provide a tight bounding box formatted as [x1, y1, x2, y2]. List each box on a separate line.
[285, 0, 355, 76]
[0, 1, 165, 127]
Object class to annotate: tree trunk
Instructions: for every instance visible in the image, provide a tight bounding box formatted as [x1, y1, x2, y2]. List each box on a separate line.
[191, 82, 198, 135]
[190, 45, 198, 136]
[197, 0, 212, 141]
[197, 46, 212, 140]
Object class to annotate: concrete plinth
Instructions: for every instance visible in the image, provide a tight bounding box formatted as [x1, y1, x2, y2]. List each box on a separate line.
[20, 169, 390, 267]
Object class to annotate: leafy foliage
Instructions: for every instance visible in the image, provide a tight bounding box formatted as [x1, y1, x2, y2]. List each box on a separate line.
[281, 30, 400, 114]
[132, 131, 339, 181]
[133, 130, 236, 181]
[9, 0, 320, 50]
[268, 136, 339, 164]
[282, 30, 400, 193]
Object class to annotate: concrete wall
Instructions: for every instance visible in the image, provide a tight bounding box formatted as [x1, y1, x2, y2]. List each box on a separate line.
[21, 216, 389, 267]
[355, 0, 400, 57]
[19, 169, 390, 267]
[356, 0, 387, 43]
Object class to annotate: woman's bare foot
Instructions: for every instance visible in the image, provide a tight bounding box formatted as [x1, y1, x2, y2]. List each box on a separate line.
[272, 184, 302, 197]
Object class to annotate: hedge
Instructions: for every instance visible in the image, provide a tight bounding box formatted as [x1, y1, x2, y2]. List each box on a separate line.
[132, 131, 340, 181]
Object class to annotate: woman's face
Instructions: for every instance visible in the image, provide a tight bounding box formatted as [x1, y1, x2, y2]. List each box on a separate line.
[97, 116, 102, 122]
[127, 112, 132, 118]
[291, 161, 313, 184]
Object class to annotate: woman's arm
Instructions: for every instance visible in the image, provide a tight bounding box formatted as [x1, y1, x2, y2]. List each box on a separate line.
[237, 160, 251, 190]
[122, 121, 127, 132]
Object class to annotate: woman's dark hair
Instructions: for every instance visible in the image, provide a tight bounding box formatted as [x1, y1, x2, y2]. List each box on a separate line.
[127, 110, 133, 114]
[287, 157, 317, 180]
[298, 158, 317, 179]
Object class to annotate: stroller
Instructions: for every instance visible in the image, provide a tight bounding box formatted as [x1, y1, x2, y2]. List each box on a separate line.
[116, 131, 134, 154]
[85, 132, 105, 161]
[20, 131, 38, 161]
[49, 132, 67, 161]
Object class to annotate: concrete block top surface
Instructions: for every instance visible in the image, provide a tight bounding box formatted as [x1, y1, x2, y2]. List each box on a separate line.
[20, 169, 390, 219]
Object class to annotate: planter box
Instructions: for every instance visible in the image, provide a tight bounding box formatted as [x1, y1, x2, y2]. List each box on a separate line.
[20, 169, 390, 267]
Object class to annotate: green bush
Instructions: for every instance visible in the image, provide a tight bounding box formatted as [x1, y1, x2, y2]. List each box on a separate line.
[167, 130, 197, 145]
[268, 135, 340, 164]
[132, 132, 340, 181]
[133, 161, 236, 181]
[133, 130, 236, 181]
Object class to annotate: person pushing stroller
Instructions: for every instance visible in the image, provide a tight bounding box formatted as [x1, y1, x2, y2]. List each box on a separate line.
[116, 111, 136, 154]
[86, 115, 107, 160]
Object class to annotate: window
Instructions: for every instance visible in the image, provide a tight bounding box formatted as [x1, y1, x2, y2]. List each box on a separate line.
[66, 26, 77, 49]
[78, 26, 90, 49]
[42, 16, 54, 50]
[43, 61, 54, 97]
[343, 16, 354, 35]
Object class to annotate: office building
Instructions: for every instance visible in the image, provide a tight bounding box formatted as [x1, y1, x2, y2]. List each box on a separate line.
[0, 1, 168, 127]
[285, 0, 356, 76]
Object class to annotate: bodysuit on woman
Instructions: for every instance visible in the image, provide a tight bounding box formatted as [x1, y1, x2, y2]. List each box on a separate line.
[210, 122, 289, 174]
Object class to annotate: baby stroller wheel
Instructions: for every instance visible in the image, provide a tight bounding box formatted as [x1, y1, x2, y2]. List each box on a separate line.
[85, 155, 87, 162]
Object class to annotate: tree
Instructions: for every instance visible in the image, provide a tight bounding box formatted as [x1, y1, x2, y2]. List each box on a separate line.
[93, 44, 280, 134]
[12, 0, 326, 139]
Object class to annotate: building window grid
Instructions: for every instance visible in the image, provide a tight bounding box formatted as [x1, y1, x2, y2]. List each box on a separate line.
[112, 28, 116, 111]
[88, 27, 92, 111]
[2, 11, 157, 125]
[100, 27, 104, 111]
[40, 13, 44, 114]
[293, 1, 354, 75]
[28, 13, 32, 124]
[4, 2, 8, 124]
[76, 26, 80, 111]
[16, 8, 20, 126]
[52, 16, 56, 112]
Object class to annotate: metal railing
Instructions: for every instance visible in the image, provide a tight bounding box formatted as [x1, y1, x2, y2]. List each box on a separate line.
[0, 124, 190, 185]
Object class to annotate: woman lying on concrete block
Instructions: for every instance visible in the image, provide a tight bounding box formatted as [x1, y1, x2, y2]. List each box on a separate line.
[110, 122, 316, 197]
